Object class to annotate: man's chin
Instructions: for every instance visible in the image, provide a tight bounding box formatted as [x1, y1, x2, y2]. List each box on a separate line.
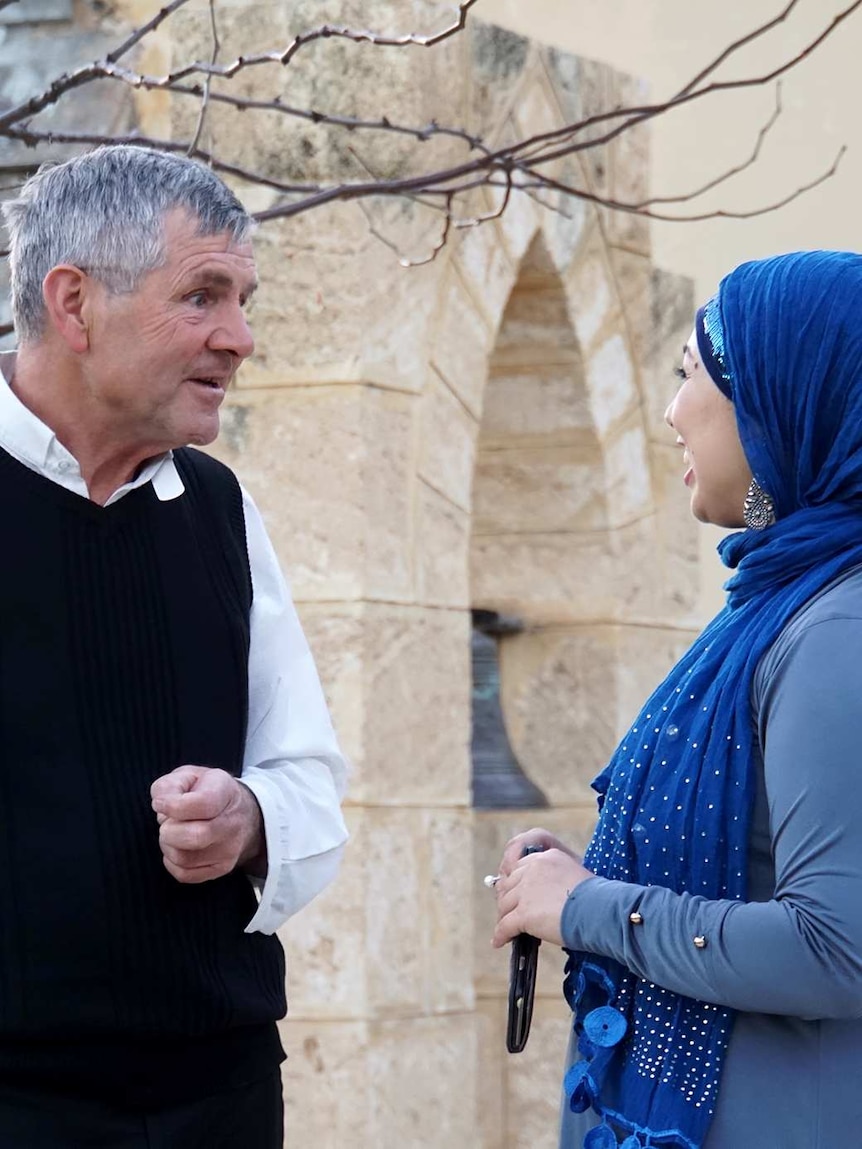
[185, 417, 221, 448]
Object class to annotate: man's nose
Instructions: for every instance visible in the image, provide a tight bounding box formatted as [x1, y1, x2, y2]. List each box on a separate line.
[209, 303, 255, 361]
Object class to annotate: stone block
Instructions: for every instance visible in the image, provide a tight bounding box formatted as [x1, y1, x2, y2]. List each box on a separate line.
[496, 155, 543, 264]
[299, 602, 471, 806]
[475, 998, 507, 1149]
[244, 202, 443, 393]
[431, 268, 494, 418]
[613, 624, 698, 743]
[364, 807, 427, 1016]
[472, 442, 607, 535]
[296, 603, 473, 808]
[426, 808, 476, 1013]
[281, 803, 475, 1023]
[602, 417, 654, 527]
[367, 1014, 478, 1147]
[479, 366, 595, 446]
[542, 45, 582, 127]
[455, 209, 518, 336]
[491, 267, 580, 370]
[283, 802, 474, 1020]
[293, 603, 364, 773]
[564, 225, 618, 352]
[414, 479, 471, 608]
[473, 809, 598, 1000]
[468, 19, 532, 144]
[586, 331, 639, 440]
[514, 77, 561, 148]
[650, 442, 702, 623]
[512, 79, 588, 274]
[497, 627, 622, 806]
[608, 74, 652, 255]
[360, 604, 472, 806]
[418, 368, 480, 512]
[169, 1, 470, 187]
[279, 806, 367, 1019]
[573, 57, 615, 216]
[281, 1019, 371, 1149]
[643, 267, 696, 437]
[470, 514, 662, 624]
[541, 161, 590, 278]
[208, 384, 414, 603]
[506, 999, 572, 1149]
[608, 246, 653, 387]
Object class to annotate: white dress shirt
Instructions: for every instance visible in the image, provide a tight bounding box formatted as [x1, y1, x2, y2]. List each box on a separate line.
[0, 353, 348, 935]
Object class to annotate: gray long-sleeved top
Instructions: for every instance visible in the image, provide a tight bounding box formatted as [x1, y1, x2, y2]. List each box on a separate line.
[560, 565, 862, 1148]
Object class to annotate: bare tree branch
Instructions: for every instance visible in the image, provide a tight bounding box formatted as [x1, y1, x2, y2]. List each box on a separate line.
[504, 0, 862, 172]
[629, 82, 785, 209]
[187, 0, 220, 156]
[0, 0, 857, 302]
[106, 0, 194, 65]
[672, 0, 800, 99]
[0, 0, 479, 132]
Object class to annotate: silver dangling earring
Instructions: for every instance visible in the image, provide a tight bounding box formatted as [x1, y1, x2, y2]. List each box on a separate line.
[743, 478, 776, 530]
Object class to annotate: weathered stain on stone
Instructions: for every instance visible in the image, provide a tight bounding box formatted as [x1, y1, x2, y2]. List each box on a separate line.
[219, 402, 250, 455]
[471, 20, 529, 79]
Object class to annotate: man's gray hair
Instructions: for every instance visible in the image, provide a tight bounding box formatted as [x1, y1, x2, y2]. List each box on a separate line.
[2, 145, 255, 344]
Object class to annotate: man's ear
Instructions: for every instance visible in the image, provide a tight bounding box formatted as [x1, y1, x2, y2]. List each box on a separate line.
[41, 265, 94, 354]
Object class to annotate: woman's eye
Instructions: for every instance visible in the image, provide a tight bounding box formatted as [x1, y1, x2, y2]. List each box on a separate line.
[672, 365, 687, 381]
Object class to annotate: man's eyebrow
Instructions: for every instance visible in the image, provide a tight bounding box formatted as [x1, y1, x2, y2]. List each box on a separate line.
[188, 269, 259, 297]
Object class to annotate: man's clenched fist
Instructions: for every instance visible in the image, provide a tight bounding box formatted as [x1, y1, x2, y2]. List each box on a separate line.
[150, 765, 266, 884]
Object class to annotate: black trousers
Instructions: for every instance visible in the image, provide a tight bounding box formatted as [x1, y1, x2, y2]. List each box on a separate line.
[0, 1070, 284, 1148]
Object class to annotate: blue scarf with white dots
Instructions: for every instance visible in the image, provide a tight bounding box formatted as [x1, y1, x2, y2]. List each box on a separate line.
[563, 251, 862, 1149]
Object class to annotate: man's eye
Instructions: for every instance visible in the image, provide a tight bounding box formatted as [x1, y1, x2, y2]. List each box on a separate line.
[186, 291, 209, 307]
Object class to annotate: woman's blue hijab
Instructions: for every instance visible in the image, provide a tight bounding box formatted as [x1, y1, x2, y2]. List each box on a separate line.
[563, 251, 862, 1149]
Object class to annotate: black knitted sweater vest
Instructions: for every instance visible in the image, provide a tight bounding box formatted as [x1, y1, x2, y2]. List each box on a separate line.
[0, 446, 285, 1105]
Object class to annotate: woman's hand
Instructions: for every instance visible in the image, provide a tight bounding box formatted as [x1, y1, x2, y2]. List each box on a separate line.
[492, 840, 594, 949]
[498, 828, 578, 878]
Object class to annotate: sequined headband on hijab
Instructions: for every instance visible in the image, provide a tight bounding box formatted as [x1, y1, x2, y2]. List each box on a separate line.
[695, 295, 733, 399]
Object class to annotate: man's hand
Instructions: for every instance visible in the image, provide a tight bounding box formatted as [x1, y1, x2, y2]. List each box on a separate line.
[150, 765, 266, 884]
[492, 844, 594, 949]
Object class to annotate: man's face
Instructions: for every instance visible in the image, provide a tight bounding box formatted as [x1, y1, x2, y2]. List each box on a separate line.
[82, 208, 257, 454]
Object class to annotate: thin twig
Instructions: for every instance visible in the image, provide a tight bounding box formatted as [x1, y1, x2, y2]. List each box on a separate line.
[187, 0, 219, 156]
[106, 0, 194, 65]
[673, 0, 799, 99]
[629, 82, 784, 209]
[514, 144, 846, 222]
[146, 82, 489, 155]
[455, 169, 513, 229]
